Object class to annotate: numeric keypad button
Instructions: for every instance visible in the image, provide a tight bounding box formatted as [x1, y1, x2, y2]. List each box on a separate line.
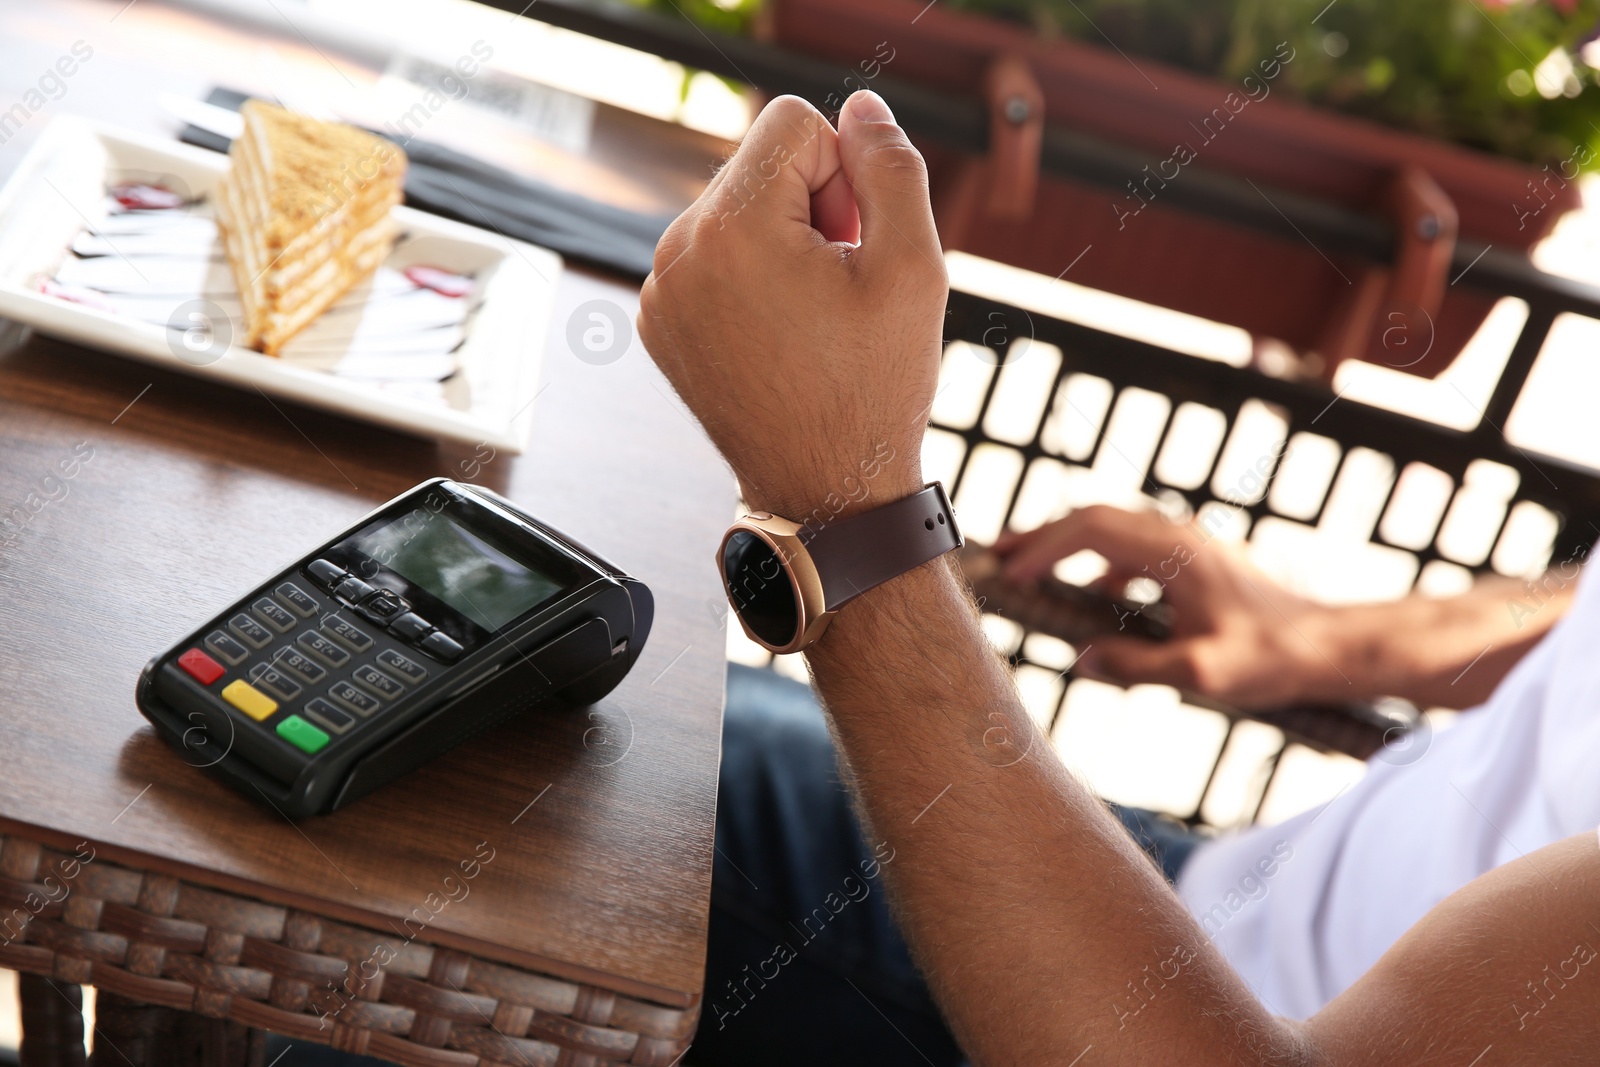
[376, 649, 427, 685]
[229, 614, 272, 649]
[320, 616, 373, 652]
[353, 665, 404, 701]
[248, 663, 302, 702]
[296, 630, 350, 668]
[273, 648, 326, 686]
[329, 681, 381, 718]
[253, 598, 297, 633]
[275, 582, 318, 617]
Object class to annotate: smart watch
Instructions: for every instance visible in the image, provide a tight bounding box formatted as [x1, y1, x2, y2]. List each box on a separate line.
[718, 482, 963, 653]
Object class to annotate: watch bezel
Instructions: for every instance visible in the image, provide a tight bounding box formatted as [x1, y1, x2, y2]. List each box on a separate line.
[716, 514, 833, 655]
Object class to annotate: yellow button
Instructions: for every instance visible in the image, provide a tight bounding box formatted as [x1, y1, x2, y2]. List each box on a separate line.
[222, 679, 278, 721]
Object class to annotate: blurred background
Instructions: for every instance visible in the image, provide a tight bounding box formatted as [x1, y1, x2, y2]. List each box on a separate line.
[8, 0, 1600, 1059]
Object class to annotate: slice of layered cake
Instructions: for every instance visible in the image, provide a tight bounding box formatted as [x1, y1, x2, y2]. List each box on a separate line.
[214, 101, 406, 355]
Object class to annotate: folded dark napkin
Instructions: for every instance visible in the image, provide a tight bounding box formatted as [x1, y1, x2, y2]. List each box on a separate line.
[180, 88, 675, 279]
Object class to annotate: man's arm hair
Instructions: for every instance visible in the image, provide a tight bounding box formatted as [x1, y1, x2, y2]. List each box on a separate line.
[1306, 568, 1580, 709]
[638, 88, 1600, 1064]
[807, 559, 1600, 1066]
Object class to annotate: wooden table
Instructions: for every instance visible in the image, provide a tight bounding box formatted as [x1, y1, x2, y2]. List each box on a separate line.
[0, 3, 734, 1064]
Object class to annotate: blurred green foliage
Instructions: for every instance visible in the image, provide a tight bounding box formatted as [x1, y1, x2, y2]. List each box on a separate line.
[628, 0, 763, 36]
[948, 0, 1600, 168]
[633, 0, 1600, 169]
[625, 0, 762, 102]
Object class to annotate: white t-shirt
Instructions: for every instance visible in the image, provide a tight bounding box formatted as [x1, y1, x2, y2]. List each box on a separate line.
[1176, 564, 1600, 1019]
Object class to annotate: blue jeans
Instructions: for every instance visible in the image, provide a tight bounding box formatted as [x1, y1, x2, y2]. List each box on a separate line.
[693, 665, 1204, 1067]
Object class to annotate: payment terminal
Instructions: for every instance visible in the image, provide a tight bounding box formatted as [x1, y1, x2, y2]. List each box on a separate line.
[136, 479, 652, 817]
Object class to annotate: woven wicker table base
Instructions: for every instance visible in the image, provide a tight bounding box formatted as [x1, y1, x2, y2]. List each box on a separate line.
[0, 832, 697, 1067]
[18, 976, 267, 1067]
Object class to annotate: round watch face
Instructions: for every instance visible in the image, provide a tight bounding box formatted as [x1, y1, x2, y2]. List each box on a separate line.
[721, 529, 800, 648]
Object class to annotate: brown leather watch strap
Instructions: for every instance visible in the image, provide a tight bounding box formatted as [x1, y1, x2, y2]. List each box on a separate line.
[803, 483, 963, 611]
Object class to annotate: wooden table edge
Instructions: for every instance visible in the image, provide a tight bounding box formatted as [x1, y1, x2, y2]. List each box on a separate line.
[0, 814, 702, 1011]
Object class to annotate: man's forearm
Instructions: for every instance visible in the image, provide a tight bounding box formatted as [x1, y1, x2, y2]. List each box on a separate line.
[805, 562, 1308, 1066]
[1295, 571, 1576, 709]
[644, 88, 1600, 1066]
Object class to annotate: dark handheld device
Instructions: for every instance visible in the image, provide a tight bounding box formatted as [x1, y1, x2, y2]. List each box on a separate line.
[958, 543, 1419, 759]
[136, 479, 653, 818]
[958, 544, 1173, 643]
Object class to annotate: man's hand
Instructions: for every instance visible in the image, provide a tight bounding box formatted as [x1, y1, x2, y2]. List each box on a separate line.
[638, 92, 945, 521]
[994, 504, 1574, 711]
[993, 506, 1328, 710]
[639, 93, 1600, 1067]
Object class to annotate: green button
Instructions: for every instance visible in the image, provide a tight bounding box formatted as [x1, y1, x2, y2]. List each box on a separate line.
[276, 715, 330, 754]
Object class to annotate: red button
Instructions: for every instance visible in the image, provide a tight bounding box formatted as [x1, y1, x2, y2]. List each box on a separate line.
[178, 648, 225, 685]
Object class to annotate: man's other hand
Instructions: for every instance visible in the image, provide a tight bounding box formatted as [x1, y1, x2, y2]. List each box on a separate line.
[637, 92, 946, 521]
[993, 505, 1329, 710]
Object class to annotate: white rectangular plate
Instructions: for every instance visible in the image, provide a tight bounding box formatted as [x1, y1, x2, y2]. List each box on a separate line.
[0, 115, 562, 453]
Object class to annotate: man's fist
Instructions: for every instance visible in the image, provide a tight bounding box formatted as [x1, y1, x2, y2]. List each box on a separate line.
[637, 92, 947, 523]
